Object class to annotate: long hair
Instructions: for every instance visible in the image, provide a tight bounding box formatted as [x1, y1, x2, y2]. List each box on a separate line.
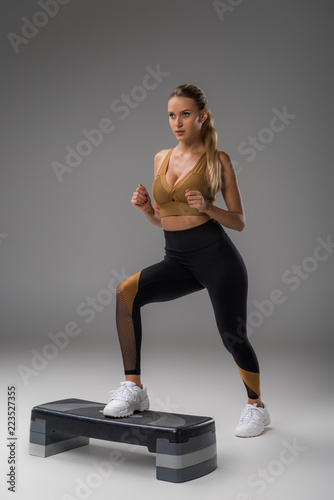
[168, 84, 222, 197]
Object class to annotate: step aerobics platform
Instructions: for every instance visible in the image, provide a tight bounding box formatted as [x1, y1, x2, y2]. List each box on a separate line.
[29, 398, 217, 483]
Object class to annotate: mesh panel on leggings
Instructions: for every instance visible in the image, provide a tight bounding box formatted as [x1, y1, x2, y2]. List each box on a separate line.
[243, 382, 260, 400]
[116, 287, 138, 374]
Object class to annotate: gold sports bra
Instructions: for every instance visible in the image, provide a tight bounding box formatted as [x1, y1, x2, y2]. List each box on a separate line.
[152, 148, 216, 218]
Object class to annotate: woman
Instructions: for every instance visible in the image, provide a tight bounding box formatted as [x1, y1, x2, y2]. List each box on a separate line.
[103, 84, 271, 438]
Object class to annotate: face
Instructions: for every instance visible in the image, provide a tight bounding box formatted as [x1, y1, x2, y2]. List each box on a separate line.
[168, 96, 207, 142]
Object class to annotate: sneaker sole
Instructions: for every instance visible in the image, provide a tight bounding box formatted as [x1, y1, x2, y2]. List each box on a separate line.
[234, 428, 264, 438]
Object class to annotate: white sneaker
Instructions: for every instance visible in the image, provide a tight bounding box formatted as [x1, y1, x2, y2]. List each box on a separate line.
[235, 403, 271, 437]
[103, 381, 150, 418]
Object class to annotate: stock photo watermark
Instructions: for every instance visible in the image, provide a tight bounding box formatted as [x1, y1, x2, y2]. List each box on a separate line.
[60, 395, 180, 499]
[17, 267, 130, 386]
[235, 438, 307, 500]
[213, 0, 246, 22]
[248, 439, 307, 493]
[18, 231, 332, 383]
[51, 64, 170, 183]
[236, 437, 307, 499]
[7, 0, 72, 54]
[6, 385, 18, 493]
[225, 233, 334, 351]
[230, 106, 297, 175]
[238, 106, 296, 162]
[61, 450, 125, 500]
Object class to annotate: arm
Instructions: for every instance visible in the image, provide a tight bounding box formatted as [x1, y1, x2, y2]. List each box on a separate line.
[186, 151, 246, 232]
[130, 152, 163, 227]
[142, 203, 162, 227]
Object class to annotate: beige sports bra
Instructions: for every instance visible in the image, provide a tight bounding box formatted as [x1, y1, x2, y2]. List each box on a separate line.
[152, 148, 216, 218]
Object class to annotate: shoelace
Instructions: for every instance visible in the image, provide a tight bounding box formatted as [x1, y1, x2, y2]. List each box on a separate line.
[108, 385, 137, 403]
[240, 405, 261, 424]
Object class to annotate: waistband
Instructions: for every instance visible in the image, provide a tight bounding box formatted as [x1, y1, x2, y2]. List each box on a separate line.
[163, 218, 227, 252]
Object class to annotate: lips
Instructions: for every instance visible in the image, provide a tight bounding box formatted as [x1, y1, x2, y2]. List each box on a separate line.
[176, 130, 185, 134]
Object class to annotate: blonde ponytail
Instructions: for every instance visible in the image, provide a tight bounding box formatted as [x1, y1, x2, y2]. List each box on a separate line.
[201, 109, 222, 197]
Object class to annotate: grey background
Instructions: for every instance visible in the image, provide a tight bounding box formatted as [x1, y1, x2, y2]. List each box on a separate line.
[1, 1, 333, 499]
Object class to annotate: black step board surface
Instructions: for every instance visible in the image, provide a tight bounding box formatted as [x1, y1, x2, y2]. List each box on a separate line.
[30, 398, 216, 453]
[29, 398, 217, 482]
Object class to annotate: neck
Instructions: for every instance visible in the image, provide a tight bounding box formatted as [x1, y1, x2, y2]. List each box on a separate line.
[175, 137, 206, 154]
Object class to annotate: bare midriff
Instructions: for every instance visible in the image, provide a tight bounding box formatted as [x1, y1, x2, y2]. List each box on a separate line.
[161, 214, 211, 231]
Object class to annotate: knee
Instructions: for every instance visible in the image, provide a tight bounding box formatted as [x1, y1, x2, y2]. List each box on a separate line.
[116, 271, 142, 315]
[117, 271, 141, 297]
[221, 329, 246, 355]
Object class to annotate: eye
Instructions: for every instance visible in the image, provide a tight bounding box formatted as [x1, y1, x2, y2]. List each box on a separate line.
[168, 112, 190, 118]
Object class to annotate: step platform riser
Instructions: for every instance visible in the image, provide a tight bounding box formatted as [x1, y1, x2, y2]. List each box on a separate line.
[29, 398, 217, 483]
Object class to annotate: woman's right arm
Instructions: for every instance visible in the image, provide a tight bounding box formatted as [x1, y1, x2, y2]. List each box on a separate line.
[142, 202, 162, 227]
[130, 152, 164, 227]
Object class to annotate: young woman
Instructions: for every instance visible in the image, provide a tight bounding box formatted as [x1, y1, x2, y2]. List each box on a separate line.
[103, 84, 271, 437]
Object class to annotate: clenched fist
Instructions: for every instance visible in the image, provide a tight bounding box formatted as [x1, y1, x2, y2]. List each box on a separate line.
[185, 189, 208, 212]
[131, 184, 153, 212]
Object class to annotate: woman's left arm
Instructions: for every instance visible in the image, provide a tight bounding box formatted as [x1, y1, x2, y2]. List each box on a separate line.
[185, 151, 246, 231]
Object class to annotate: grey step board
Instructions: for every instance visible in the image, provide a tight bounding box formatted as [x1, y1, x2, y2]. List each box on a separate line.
[29, 398, 217, 483]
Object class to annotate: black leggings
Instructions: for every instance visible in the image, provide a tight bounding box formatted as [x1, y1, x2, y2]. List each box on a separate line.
[116, 218, 261, 399]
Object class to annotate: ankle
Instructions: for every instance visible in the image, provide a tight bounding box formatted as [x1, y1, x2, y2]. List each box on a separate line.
[125, 375, 142, 389]
[248, 399, 264, 408]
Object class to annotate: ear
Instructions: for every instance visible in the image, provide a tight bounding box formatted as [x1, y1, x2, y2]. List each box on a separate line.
[201, 109, 208, 124]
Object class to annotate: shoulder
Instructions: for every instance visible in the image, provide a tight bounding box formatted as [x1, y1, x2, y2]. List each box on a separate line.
[218, 150, 231, 167]
[154, 149, 170, 161]
[218, 150, 235, 177]
[154, 148, 171, 175]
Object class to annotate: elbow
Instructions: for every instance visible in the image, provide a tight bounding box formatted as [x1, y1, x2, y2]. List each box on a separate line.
[238, 215, 246, 232]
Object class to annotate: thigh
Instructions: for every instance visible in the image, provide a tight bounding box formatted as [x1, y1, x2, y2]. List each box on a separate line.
[137, 256, 205, 307]
[192, 236, 248, 331]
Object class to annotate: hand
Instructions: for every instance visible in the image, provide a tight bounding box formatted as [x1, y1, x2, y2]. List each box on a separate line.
[131, 184, 153, 212]
[185, 189, 208, 212]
